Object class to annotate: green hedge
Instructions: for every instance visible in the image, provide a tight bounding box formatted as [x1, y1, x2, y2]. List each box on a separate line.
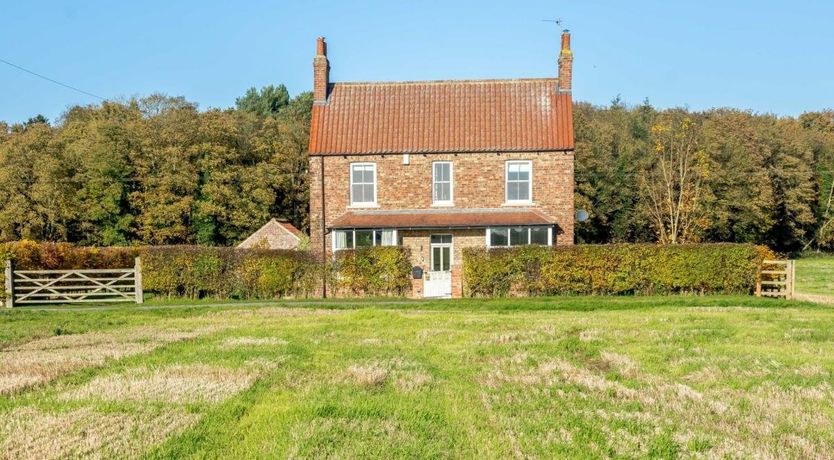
[0, 241, 412, 301]
[463, 244, 774, 297]
[332, 246, 412, 296]
[139, 246, 320, 299]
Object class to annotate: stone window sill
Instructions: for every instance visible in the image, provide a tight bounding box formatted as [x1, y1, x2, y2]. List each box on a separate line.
[502, 201, 535, 207]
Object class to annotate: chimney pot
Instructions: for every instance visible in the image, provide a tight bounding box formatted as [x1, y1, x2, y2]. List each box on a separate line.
[316, 36, 327, 56]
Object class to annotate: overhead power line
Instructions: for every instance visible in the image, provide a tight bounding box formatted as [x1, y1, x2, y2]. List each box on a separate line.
[0, 57, 104, 100]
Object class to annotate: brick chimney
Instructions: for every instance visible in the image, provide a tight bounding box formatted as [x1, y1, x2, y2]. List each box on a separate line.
[313, 36, 330, 103]
[558, 30, 572, 93]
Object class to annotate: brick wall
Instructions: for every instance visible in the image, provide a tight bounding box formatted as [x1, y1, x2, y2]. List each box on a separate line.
[237, 221, 301, 250]
[308, 151, 575, 258]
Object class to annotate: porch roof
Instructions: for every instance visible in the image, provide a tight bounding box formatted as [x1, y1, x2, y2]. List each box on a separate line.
[328, 208, 554, 230]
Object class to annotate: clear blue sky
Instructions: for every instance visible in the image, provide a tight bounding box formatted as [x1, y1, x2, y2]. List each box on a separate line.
[2, 0, 832, 124]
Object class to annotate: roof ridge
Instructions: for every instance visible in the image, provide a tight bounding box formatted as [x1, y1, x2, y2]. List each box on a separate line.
[333, 77, 558, 87]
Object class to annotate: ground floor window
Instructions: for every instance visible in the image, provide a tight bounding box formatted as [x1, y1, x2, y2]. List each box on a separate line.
[486, 226, 552, 248]
[333, 229, 397, 250]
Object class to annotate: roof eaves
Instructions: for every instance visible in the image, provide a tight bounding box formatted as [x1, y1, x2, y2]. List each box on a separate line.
[308, 147, 574, 156]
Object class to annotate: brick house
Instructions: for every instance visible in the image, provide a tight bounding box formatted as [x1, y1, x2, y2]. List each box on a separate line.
[309, 32, 575, 298]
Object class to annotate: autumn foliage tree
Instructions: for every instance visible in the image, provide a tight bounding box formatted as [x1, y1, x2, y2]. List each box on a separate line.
[639, 114, 709, 243]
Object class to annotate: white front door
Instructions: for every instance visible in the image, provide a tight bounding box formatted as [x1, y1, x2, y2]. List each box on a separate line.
[424, 234, 452, 298]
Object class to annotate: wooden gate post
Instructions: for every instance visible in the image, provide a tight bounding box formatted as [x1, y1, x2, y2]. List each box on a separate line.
[134, 257, 144, 304]
[4, 259, 14, 308]
[755, 262, 762, 297]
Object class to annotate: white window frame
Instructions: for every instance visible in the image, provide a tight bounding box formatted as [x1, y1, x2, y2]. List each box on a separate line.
[429, 234, 453, 272]
[485, 226, 552, 248]
[349, 162, 377, 207]
[432, 161, 454, 206]
[504, 160, 533, 205]
[332, 229, 398, 252]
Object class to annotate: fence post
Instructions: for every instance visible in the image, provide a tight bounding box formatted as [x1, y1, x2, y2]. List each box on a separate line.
[788, 260, 796, 300]
[755, 262, 762, 297]
[134, 257, 144, 304]
[4, 259, 14, 308]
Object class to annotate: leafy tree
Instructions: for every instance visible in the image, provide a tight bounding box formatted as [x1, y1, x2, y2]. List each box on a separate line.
[800, 111, 834, 250]
[639, 113, 709, 243]
[575, 100, 654, 243]
[0, 124, 54, 240]
[235, 84, 290, 117]
[24, 114, 49, 127]
[759, 117, 817, 251]
[192, 110, 275, 245]
[280, 91, 314, 124]
[700, 110, 774, 243]
[130, 97, 202, 244]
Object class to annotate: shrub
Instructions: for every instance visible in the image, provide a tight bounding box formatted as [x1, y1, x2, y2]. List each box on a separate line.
[463, 243, 774, 297]
[139, 246, 319, 299]
[333, 246, 412, 297]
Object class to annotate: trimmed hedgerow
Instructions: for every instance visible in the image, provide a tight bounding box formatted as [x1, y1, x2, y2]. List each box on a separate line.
[139, 246, 320, 299]
[332, 246, 412, 297]
[463, 243, 774, 297]
[1, 241, 413, 301]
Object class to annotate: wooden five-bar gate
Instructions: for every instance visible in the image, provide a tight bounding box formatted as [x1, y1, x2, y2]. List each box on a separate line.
[756, 259, 796, 300]
[3, 258, 143, 307]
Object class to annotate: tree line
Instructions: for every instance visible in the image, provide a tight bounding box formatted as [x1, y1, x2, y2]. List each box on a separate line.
[0, 86, 310, 246]
[0, 90, 832, 253]
[574, 99, 834, 252]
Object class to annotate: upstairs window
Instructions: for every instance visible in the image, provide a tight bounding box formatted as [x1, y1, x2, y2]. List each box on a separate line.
[350, 163, 377, 206]
[505, 161, 532, 204]
[432, 161, 453, 205]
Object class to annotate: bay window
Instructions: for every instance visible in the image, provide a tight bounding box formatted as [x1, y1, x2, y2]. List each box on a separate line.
[333, 229, 397, 251]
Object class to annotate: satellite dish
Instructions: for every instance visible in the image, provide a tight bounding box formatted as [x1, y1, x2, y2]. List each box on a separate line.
[576, 209, 589, 222]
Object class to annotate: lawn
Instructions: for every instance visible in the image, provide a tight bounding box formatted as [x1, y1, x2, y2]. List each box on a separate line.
[1, 296, 833, 458]
[796, 254, 834, 296]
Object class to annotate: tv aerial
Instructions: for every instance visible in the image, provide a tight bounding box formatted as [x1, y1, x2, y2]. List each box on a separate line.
[542, 18, 565, 29]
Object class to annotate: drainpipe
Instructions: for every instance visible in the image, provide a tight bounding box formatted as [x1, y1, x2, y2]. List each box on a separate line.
[320, 155, 327, 298]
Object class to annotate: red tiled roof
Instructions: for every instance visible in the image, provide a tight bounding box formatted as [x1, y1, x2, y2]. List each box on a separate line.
[277, 220, 303, 238]
[309, 79, 574, 156]
[328, 208, 554, 229]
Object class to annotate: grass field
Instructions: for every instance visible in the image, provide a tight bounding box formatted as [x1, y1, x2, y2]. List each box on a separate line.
[796, 255, 834, 296]
[2, 296, 834, 458]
